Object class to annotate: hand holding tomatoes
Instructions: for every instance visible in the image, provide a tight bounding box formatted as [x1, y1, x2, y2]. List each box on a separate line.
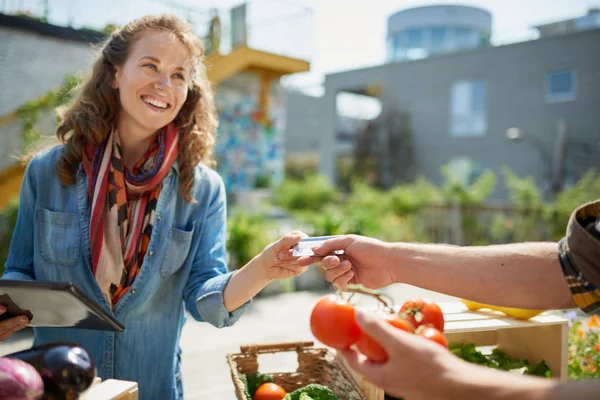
[310, 287, 449, 364]
[338, 309, 465, 400]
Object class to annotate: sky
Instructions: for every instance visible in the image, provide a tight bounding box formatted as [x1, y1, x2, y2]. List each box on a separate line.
[6, 0, 599, 94]
[279, 0, 600, 93]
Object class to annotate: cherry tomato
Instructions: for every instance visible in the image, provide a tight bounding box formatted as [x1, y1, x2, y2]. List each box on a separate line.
[417, 326, 448, 348]
[355, 313, 414, 363]
[310, 294, 360, 350]
[253, 382, 287, 400]
[399, 298, 445, 332]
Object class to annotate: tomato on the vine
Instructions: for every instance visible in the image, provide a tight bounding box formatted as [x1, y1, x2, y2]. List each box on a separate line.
[416, 326, 448, 348]
[399, 298, 445, 332]
[253, 383, 287, 400]
[310, 294, 360, 350]
[355, 313, 414, 363]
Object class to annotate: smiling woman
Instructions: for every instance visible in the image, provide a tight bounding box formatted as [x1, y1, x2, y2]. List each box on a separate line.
[0, 14, 313, 400]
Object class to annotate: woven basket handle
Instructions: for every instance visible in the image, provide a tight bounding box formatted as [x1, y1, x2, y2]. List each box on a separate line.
[239, 341, 314, 354]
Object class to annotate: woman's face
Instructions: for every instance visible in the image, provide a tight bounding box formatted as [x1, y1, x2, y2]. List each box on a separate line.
[113, 29, 191, 138]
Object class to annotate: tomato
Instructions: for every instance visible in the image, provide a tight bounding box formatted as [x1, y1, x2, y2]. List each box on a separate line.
[253, 382, 287, 400]
[417, 326, 448, 348]
[355, 313, 414, 363]
[310, 295, 360, 350]
[399, 298, 444, 332]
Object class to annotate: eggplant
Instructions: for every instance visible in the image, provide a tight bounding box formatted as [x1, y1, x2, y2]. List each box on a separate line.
[5, 342, 96, 400]
[0, 357, 44, 400]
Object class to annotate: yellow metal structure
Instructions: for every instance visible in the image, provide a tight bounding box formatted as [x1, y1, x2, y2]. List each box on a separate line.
[0, 46, 310, 209]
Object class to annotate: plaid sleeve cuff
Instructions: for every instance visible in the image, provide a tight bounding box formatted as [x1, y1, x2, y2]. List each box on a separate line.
[558, 237, 600, 315]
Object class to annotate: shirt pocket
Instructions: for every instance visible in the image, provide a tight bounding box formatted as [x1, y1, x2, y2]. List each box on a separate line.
[37, 209, 81, 267]
[160, 226, 194, 278]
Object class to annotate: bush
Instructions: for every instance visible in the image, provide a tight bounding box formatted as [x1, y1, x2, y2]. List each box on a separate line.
[226, 210, 274, 270]
[274, 174, 337, 211]
[546, 169, 600, 241]
[284, 153, 319, 181]
[0, 199, 20, 276]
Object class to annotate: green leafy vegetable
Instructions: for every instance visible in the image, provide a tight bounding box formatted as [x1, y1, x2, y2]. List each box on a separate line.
[449, 343, 551, 378]
[283, 383, 338, 400]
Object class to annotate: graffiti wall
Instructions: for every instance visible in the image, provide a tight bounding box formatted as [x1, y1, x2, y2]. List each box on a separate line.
[214, 74, 286, 193]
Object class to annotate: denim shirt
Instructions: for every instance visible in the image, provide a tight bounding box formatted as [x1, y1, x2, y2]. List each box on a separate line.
[2, 145, 251, 400]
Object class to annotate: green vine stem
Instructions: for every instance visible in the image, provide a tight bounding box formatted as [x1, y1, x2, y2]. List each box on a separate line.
[338, 284, 395, 312]
[14, 74, 81, 151]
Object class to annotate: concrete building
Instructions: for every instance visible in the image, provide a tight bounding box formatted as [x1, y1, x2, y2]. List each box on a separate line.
[302, 7, 600, 200]
[387, 5, 492, 62]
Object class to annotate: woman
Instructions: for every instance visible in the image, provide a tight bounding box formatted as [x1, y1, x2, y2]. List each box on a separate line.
[0, 14, 310, 399]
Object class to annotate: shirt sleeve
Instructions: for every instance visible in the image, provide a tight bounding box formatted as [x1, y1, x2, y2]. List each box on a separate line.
[2, 158, 37, 282]
[183, 173, 251, 327]
[557, 199, 600, 315]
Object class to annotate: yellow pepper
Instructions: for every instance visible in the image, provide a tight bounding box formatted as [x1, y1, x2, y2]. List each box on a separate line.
[460, 299, 544, 320]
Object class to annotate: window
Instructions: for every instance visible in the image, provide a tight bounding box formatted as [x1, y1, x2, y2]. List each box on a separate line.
[546, 70, 577, 103]
[430, 27, 447, 53]
[450, 80, 487, 137]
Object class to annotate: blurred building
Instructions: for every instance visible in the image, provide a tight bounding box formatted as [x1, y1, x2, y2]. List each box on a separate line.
[386, 5, 492, 62]
[0, 0, 313, 207]
[284, 5, 600, 200]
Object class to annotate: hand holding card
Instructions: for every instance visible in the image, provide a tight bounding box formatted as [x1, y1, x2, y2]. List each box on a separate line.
[292, 236, 345, 257]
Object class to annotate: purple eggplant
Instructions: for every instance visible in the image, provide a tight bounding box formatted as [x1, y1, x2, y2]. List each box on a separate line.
[5, 343, 96, 399]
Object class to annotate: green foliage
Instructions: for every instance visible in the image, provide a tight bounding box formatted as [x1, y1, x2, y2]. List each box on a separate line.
[240, 373, 274, 400]
[283, 384, 338, 400]
[502, 167, 543, 209]
[226, 210, 274, 270]
[15, 74, 81, 151]
[441, 166, 497, 205]
[0, 199, 20, 276]
[274, 175, 336, 211]
[285, 154, 319, 181]
[388, 177, 442, 216]
[546, 169, 600, 240]
[449, 343, 551, 377]
[254, 174, 272, 189]
[568, 315, 600, 379]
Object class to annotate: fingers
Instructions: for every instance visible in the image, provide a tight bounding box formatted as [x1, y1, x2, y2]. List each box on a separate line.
[340, 349, 384, 379]
[0, 310, 30, 342]
[296, 255, 322, 266]
[276, 231, 308, 249]
[323, 260, 351, 281]
[321, 255, 341, 270]
[312, 235, 355, 255]
[355, 310, 415, 353]
[332, 270, 354, 290]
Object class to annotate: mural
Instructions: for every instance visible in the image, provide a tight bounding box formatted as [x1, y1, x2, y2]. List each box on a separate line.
[214, 83, 285, 193]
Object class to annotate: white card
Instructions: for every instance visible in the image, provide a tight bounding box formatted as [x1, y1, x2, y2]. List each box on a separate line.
[292, 236, 345, 257]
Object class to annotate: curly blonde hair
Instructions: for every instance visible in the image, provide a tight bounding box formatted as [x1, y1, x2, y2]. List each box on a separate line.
[56, 14, 217, 202]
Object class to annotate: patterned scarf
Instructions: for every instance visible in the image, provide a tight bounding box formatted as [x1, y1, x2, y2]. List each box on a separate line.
[82, 123, 179, 307]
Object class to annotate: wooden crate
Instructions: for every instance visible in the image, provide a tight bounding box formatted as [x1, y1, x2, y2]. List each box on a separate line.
[79, 378, 139, 400]
[338, 301, 569, 400]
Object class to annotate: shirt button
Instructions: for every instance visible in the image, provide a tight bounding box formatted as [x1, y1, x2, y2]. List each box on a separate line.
[148, 251, 153, 256]
[168, 171, 173, 177]
[157, 216, 162, 221]
[131, 289, 136, 294]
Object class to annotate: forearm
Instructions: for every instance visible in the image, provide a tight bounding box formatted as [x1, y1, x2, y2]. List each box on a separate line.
[443, 362, 600, 400]
[390, 242, 575, 310]
[222, 254, 271, 312]
[441, 362, 572, 400]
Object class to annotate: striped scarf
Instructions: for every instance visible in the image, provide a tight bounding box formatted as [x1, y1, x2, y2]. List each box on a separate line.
[82, 123, 179, 307]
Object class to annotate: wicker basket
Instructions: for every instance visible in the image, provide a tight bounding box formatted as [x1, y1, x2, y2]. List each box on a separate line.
[227, 340, 366, 400]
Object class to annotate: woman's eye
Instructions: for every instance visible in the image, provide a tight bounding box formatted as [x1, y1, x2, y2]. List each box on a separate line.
[144, 64, 158, 71]
[173, 73, 185, 80]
